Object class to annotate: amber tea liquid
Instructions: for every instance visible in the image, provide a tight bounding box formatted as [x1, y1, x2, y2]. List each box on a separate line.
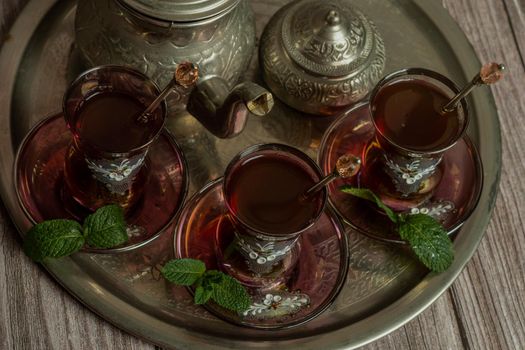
[225, 154, 323, 235]
[372, 79, 461, 152]
[64, 91, 162, 212]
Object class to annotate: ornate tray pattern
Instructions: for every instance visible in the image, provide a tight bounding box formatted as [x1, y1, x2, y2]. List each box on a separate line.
[0, 0, 501, 349]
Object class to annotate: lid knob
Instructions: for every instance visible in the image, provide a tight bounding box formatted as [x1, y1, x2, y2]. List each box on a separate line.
[316, 8, 349, 43]
[280, 0, 376, 74]
[325, 10, 341, 26]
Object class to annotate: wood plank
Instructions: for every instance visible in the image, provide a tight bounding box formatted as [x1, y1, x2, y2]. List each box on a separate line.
[361, 291, 464, 350]
[440, 0, 525, 349]
[0, 0, 28, 43]
[503, 0, 525, 66]
[0, 203, 155, 349]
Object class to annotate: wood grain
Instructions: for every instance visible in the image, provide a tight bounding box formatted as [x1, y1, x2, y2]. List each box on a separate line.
[502, 0, 525, 65]
[0, 0, 524, 349]
[0, 0, 27, 43]
[0, 206, 153, 349]
[443, 0, 525, 349]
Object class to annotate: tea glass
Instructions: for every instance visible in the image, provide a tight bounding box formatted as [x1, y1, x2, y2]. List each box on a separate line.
[362, 68, 468, 209]
[217, 143, 327, 287]
[63, 65, 166, 212]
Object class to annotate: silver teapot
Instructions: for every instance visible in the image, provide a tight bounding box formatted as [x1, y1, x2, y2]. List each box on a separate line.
[75, 0, 273, 138]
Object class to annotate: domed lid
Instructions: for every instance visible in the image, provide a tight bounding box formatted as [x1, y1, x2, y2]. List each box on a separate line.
[281, 0, 378, 77]
[120, 0, 240, 22]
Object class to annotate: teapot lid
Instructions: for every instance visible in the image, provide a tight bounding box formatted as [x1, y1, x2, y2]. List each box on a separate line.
[281, 0, 377, 77]
[120, 0, 240, 22]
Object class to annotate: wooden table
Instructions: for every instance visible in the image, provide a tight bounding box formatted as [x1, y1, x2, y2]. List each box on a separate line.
[1, 0, 524, 349]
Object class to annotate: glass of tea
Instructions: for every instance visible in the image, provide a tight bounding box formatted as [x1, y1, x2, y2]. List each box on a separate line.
[218, 143, 327, 287]
[362, 68, 468, 209]
[63, 65, 166, 212]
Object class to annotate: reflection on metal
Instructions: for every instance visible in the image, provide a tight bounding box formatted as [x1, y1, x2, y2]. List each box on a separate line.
[187, 78, 274, 138]
[260, 0, 385, 115]
[76, 0, 272, 137]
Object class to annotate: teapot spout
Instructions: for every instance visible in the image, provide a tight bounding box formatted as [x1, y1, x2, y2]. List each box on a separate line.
[187, 77, 274, 138]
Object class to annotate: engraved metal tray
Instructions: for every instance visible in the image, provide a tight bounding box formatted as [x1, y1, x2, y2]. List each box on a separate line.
[0, 0, 501, 348]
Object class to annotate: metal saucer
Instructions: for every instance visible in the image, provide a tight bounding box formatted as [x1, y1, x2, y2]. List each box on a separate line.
[15, 114, 188, 253]
[318, 102, 483, 244]
[173, 178, 349, 329]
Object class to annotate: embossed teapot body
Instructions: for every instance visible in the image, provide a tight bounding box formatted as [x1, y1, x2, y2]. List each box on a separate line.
[260, 0, 385, 116]
[75, 0, 273, 138]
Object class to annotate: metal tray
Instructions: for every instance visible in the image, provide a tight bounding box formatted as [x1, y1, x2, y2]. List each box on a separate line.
[0, 0, 501, 348]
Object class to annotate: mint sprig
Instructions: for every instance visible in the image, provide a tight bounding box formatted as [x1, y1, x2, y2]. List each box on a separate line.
[194, 285, 213, 305]
[162, 259, 206, 285]
[341, 186, 454, 272]
[398, 214, 453, 273]
[24, 220, 84, 262]
[23, 204, 128, 262]
[162, 258, 251, 313]
[210, 273, 251, 312]
[340, 187, 398, 223]
[84, 205, 128, 248]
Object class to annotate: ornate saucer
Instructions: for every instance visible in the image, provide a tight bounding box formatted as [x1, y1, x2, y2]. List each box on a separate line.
[318, 102, 483, 244]
[173, 178, 349, 329]
[15, 114, 188, 253]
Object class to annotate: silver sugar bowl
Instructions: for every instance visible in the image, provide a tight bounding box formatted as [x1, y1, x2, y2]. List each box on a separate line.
[75, 0, 274, 138]
[260, 0, 386, 116]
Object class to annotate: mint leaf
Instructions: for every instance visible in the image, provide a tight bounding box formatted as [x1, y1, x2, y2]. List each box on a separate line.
[202, 269, 225, 284]
[194, 285, 212, 305]
[162, 259, 206, 285]
[398, 214, 454, 272]
[340, 186, 398, 223]
[24, 220, 84, 262]
[83, 205, 128, 248]
[161, 260, 251, 311]
[340, 186, 455, 273]
[210, 272, 251, 313]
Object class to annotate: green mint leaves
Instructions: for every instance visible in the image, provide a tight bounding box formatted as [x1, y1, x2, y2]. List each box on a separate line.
[341, 187, 399, 223]
[162, 258, 251, 313]
[194, 285, 213, 305]
[23, 220, 84, 262]
[83, 205, 128, 248]
[210, 273, 251, 312]
[23, 204, 128, 262]
[398, 214, 453, 273]
[162, 259, 206, 285]
[340, 186, 454, 272]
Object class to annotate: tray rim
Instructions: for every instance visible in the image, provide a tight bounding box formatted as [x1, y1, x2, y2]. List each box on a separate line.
[0, 0, 502, 349]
